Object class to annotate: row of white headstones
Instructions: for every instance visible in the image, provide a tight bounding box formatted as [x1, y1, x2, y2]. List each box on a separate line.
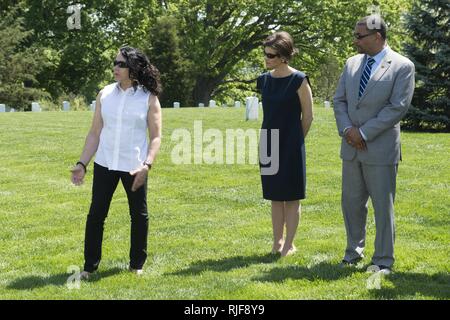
[0, 101, 96, 113]
[0, 99, 332, 121]
[0, 98, 262, 120]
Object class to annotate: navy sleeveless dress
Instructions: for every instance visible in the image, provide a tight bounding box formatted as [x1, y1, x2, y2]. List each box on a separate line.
[257, 71, 309, 201]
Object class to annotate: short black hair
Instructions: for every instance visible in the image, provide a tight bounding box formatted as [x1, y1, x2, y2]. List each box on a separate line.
[357, 15, 388, 40]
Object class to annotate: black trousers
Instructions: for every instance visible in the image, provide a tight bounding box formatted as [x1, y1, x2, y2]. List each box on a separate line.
[84, 162, 149, 272]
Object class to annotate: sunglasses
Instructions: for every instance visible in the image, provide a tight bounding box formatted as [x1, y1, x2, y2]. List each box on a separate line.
[353, 32, 375, 40]
[264, 52, 280, 59]
[113, 60, 128, 68]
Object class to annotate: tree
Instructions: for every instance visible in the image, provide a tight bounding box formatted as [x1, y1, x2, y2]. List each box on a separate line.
[313, 56, 341, 102]
[403, 0, 450, 131]
[0, 4, 49, 110]
[173, 0, 332, 104]
[147, 15, 194, 107]
[23, 0, 160, 101]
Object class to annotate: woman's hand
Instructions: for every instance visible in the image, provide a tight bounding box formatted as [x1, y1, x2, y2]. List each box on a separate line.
[130, 165, 149, 192]
[71, 164, 86, 186]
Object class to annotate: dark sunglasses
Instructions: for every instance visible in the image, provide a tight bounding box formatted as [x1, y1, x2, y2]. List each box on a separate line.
[264, 52, 280, 59]
[353, 32, 376, 40]
[113, 60, 128, 68]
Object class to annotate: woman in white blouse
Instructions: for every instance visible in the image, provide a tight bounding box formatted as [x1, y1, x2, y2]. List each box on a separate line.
[71, 46, 162, 279]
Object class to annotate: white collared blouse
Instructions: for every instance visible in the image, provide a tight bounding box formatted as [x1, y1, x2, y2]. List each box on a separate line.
[95, 82, 151, 172]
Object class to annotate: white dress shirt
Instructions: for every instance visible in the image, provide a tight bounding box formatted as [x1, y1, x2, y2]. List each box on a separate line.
[95, 83, 151, 172]
[367, 46, 389, 78]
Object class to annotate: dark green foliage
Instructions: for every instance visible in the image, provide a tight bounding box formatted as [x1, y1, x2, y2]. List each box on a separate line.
[146, 15, 194, 108]
[403, 0, 450, 132]
[0, 4, 49, 110]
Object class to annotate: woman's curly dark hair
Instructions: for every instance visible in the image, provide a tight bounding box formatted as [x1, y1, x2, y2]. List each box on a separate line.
[119, 46, 162, 96]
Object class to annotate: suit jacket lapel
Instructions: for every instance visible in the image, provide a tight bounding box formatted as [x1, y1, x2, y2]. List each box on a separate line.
[358, 53, 393, 103]
[353, 55, 366, 103]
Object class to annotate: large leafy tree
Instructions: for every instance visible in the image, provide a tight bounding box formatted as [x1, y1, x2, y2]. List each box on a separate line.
[172, 0, 332, 104]
[403, 0, 450, 131]
[23, 0, 160, 100]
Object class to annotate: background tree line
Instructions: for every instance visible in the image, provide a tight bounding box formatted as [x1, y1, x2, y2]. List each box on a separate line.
[0, 0, 448, 131]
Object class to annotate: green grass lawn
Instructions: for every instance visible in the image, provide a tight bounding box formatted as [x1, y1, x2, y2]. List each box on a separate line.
[0, 107, 448, 300]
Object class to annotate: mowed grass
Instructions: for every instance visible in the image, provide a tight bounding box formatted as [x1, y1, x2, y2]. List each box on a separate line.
[0, 107, 448, 300]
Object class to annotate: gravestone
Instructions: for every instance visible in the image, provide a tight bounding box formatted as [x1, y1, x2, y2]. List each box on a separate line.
[0, 104, 5, 112]
[198, 103, 205, 108]
[234, 101, 241, 108]
[324, 101, 331, 109]
[31, 102, 41, 112]
[173, 102, 180, 108]
[63, 101, 70, 111]
[209, 100, 216, 108]
[245, 97, 259, 121]
[90, 100, 96, 111]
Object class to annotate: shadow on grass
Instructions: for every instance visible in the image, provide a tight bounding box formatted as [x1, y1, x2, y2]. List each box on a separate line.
[368, 272, 450, 300]
[6, 267, 123, 290]
[257, 263, 449, 299]
[254, 261, 361, 282]
[168, 253, 281, 276]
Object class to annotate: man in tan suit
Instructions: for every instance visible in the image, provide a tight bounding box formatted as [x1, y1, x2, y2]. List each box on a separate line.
[333, 15, 415, 274]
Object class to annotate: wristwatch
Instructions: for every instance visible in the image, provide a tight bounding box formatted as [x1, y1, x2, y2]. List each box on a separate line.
[143, 161, 152, 170]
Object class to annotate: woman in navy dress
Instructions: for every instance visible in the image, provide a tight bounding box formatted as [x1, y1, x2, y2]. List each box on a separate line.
[257, 32, 313, 256]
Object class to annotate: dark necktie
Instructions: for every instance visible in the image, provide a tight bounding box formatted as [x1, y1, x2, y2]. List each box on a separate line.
[359, 57, 375, 97]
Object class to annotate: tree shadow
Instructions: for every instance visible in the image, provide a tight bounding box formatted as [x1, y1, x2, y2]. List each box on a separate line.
[254, 261, 362, 283]
[6, 267, 123, 290]
[168, 253, 281, 276]
[368, 272, 450, 300]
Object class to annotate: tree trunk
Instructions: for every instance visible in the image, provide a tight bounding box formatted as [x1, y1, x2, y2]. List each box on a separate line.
[192, 76, 222, 106]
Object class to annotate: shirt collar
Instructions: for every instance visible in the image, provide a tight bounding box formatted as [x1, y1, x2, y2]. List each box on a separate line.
[116, 82, 139, 95]
[368, 45, 389, 64]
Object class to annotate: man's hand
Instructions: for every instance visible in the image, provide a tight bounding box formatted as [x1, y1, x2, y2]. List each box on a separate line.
[345, 127, 367, 151]
[129, 165, 149, 192]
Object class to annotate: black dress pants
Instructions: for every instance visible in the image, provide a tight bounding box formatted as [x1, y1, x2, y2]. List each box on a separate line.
[84, 162, 148, 272]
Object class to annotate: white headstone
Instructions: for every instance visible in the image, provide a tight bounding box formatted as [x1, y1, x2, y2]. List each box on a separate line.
[324, 101, 331, 109]
[0, 104, 5, 112]
[63, 101, 70, 111]
[198, 103, 205, 108]
[10, 108, 15, 113]
[222, 103, 228, 108]
[234, 101, 241, 108]
[90, 100, 96, 111]
[209, 100, 216, 108]
[174, 102, 180, 108]
[31, 102, 41, 112]
[245, 97, 259, 121]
